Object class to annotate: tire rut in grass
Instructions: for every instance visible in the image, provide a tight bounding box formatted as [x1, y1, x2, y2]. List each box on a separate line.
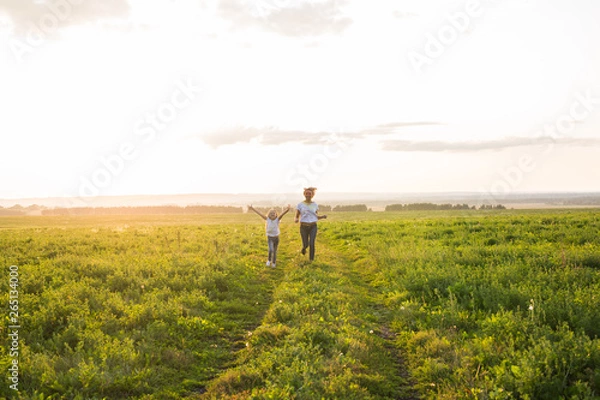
[318, 235, 420, 400]
[200, 236, 415, 399]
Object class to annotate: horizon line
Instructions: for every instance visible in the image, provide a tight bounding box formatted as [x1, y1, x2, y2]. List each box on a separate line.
[2, 189, 600, 201]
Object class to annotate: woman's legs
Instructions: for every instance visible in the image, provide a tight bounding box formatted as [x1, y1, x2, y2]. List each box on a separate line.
[300, 225, 310, 254]
[308, 224, 317, 261]
[300, 224, 318, 261]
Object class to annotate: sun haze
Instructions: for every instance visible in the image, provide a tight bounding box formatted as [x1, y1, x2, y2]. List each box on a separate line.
[1, 0, 599, 201]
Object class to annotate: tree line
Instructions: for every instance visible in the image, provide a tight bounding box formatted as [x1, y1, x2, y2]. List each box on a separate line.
[41, 205, 243, 216]
[386, 203, 506, 211]
[0, 203, 507, 216]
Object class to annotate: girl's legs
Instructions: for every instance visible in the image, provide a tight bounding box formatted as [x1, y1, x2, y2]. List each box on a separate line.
[269, 236, 280, 265]
[267, 236, 274, 264]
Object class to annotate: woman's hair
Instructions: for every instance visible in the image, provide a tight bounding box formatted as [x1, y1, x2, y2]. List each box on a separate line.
[303, 187, 317, 193]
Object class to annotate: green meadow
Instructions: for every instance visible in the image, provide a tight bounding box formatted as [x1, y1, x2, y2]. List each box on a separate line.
[1, 210, 599, 399]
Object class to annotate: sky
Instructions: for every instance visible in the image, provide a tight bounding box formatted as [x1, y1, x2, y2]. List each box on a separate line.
[1, 0, 599, 203]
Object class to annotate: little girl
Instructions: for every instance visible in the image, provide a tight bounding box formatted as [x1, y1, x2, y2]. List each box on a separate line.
[248, 204, 291, 268]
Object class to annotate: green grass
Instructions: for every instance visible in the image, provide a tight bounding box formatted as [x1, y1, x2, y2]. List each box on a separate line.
[1, 210, 599, 399]
[1, 217, 283, 399]
[203, 231, 413, 399]
[340, 210, 600, 399]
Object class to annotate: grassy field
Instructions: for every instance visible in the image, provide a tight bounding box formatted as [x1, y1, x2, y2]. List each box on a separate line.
[1, 210, 599, 399]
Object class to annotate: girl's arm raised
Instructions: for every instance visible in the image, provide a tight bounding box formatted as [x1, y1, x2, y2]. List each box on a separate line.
[278, 205, 291, 220]
[248, 205, 267, 220]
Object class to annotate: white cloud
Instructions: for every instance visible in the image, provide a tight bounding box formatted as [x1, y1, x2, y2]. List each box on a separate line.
[217, 0, 352, 36]
[0, 0, 131, 33]
[198, 121, 442, 147]
[382, 136, 600, 153]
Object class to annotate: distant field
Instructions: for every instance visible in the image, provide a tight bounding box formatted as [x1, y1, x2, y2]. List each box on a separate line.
[1, 210, 599, 399]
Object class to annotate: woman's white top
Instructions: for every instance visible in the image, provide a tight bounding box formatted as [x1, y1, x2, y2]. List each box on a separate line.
[297, 201, 319, 223]
[266, 218, 280, 237]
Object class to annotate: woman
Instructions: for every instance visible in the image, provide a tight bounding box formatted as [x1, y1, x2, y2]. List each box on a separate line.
[294, 187, 327, 262]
